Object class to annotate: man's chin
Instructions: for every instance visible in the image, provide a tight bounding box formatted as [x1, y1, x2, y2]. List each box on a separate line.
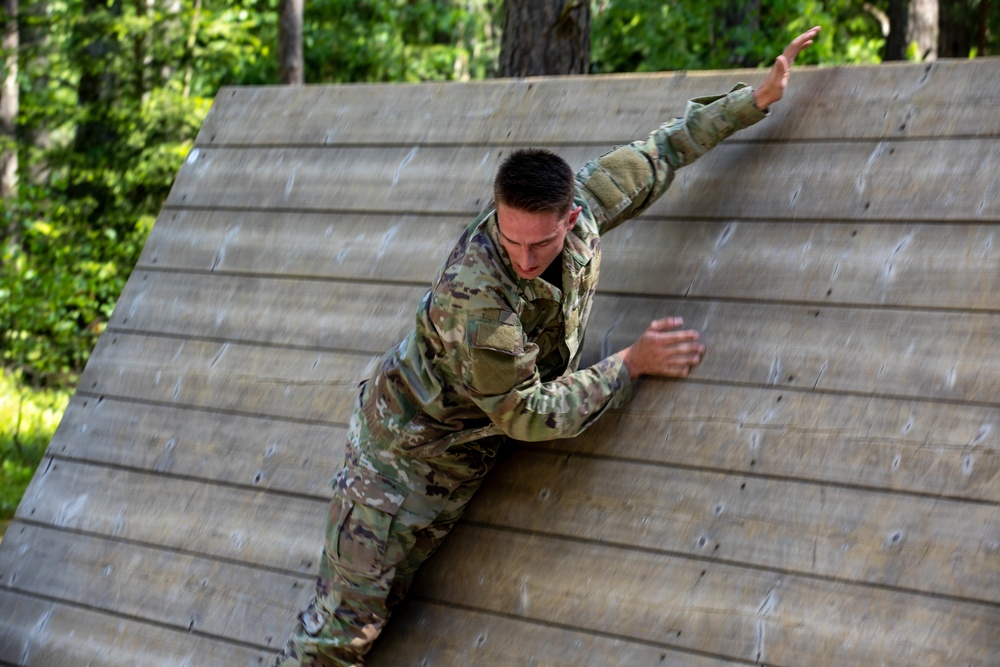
[515, 267, 541, 280]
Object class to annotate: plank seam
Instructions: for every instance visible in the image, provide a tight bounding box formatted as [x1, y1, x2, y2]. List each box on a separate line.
[154, 203, 1000, 225]
[521, 444, 1000, 508]
[99, 326, 380, 360]
[158, 203, 1000, 226]
[4, 519, 316, 583]
[192, 135, 1000, 150]
[39, 451, 332, 505]
[70, 390, 350, 430]
[120, 266, 1000, 316]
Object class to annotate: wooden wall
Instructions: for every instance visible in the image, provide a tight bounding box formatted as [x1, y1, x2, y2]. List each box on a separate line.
[1, 59, 998, 666]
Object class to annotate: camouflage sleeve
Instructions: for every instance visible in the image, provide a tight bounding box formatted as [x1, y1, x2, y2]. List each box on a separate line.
[576, 83, 768, 234]
[441, 305, 633, 442]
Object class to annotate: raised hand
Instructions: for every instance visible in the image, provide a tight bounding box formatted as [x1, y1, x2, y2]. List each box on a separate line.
[753, 26, 821, 109]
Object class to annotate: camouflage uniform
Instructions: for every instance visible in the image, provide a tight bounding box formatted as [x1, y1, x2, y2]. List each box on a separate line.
[273, 84, 767, 667]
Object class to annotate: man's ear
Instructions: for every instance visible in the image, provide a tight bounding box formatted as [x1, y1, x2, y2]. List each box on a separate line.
[566, 205, 583, 230]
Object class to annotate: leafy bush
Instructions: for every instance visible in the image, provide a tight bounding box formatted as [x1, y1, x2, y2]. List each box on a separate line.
[0, 371, 69, 524]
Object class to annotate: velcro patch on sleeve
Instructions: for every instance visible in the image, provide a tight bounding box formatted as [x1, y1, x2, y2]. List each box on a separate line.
[583, 146, 651, 218]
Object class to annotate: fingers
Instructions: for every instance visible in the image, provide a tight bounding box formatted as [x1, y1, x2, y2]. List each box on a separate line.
[647, 316, 684, 332]
[784, 25, 821, 63]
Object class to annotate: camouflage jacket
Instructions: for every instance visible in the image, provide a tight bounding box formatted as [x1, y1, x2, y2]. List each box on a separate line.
[358, 84, 767, 460]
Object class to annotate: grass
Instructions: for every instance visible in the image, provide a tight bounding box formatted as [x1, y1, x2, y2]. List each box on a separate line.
[0, 371, 70, 538]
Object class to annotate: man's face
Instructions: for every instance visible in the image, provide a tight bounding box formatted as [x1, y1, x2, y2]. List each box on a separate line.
[496, 203, 582, 280]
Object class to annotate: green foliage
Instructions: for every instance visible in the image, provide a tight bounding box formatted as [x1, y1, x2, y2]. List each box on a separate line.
[301, 0, 499, 83]
[590, 0, 887, 72]
[2, 0, 257, 387]
[0, 370, 68, 521]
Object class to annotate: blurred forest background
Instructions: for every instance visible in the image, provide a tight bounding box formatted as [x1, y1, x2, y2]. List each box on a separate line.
[0, 0, 996, 527]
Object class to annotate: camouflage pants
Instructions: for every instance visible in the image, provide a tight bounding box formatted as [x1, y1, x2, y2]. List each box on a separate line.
[272, 434, 502, 667]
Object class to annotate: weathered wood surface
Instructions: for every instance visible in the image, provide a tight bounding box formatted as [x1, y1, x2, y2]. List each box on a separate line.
[2, 60, 999, 666]
[199, 60, 1000, 145]
[413, 524, 1000, 667]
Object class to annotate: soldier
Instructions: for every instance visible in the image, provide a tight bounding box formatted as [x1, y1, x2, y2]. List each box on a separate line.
[274, 26, 821, 667]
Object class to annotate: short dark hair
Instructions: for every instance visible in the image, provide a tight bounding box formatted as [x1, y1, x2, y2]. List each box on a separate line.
[493, 148, 574, 215]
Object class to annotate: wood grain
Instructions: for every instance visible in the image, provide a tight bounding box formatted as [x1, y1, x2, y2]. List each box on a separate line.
[0, 589, 273, 666]
[50, 396, 347, 497]
[165, 140, 1000, 222]
[584, 295, 1000, 404]
[15, 459, 328, 574]
[79, 333, 371, 425]
[553, 381, 1000, 502]
[109, 270, 424, 353]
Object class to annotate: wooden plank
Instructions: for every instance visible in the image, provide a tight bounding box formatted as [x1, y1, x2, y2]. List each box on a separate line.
[555, 381, 1000, 503]
[16, 459, 327, 575]
[78, 333, 371, 425]
[467, 450, 1000, 603]
[584, 296, 1000, 405]
[0, 589, 273, 666]
[136, 210, 1000, 311]
[109, 270, 424, 353]
[602, 219, 1000, 310]
[51, 396, 346, 497]
[369, 600, 740, 667]
[165, 140, 1000, 222]
[414, 524, 1000, 666]
[198, 61, 1000, 146]
[137, 209, 467, 281]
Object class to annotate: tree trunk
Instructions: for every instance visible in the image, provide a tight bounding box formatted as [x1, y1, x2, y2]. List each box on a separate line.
[278, 0, 303, 85]
[1, 0, 18, 218]
[721, 0, 761, 68]
[498, 0, 589, 77]
[884, 0, 938, 61]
